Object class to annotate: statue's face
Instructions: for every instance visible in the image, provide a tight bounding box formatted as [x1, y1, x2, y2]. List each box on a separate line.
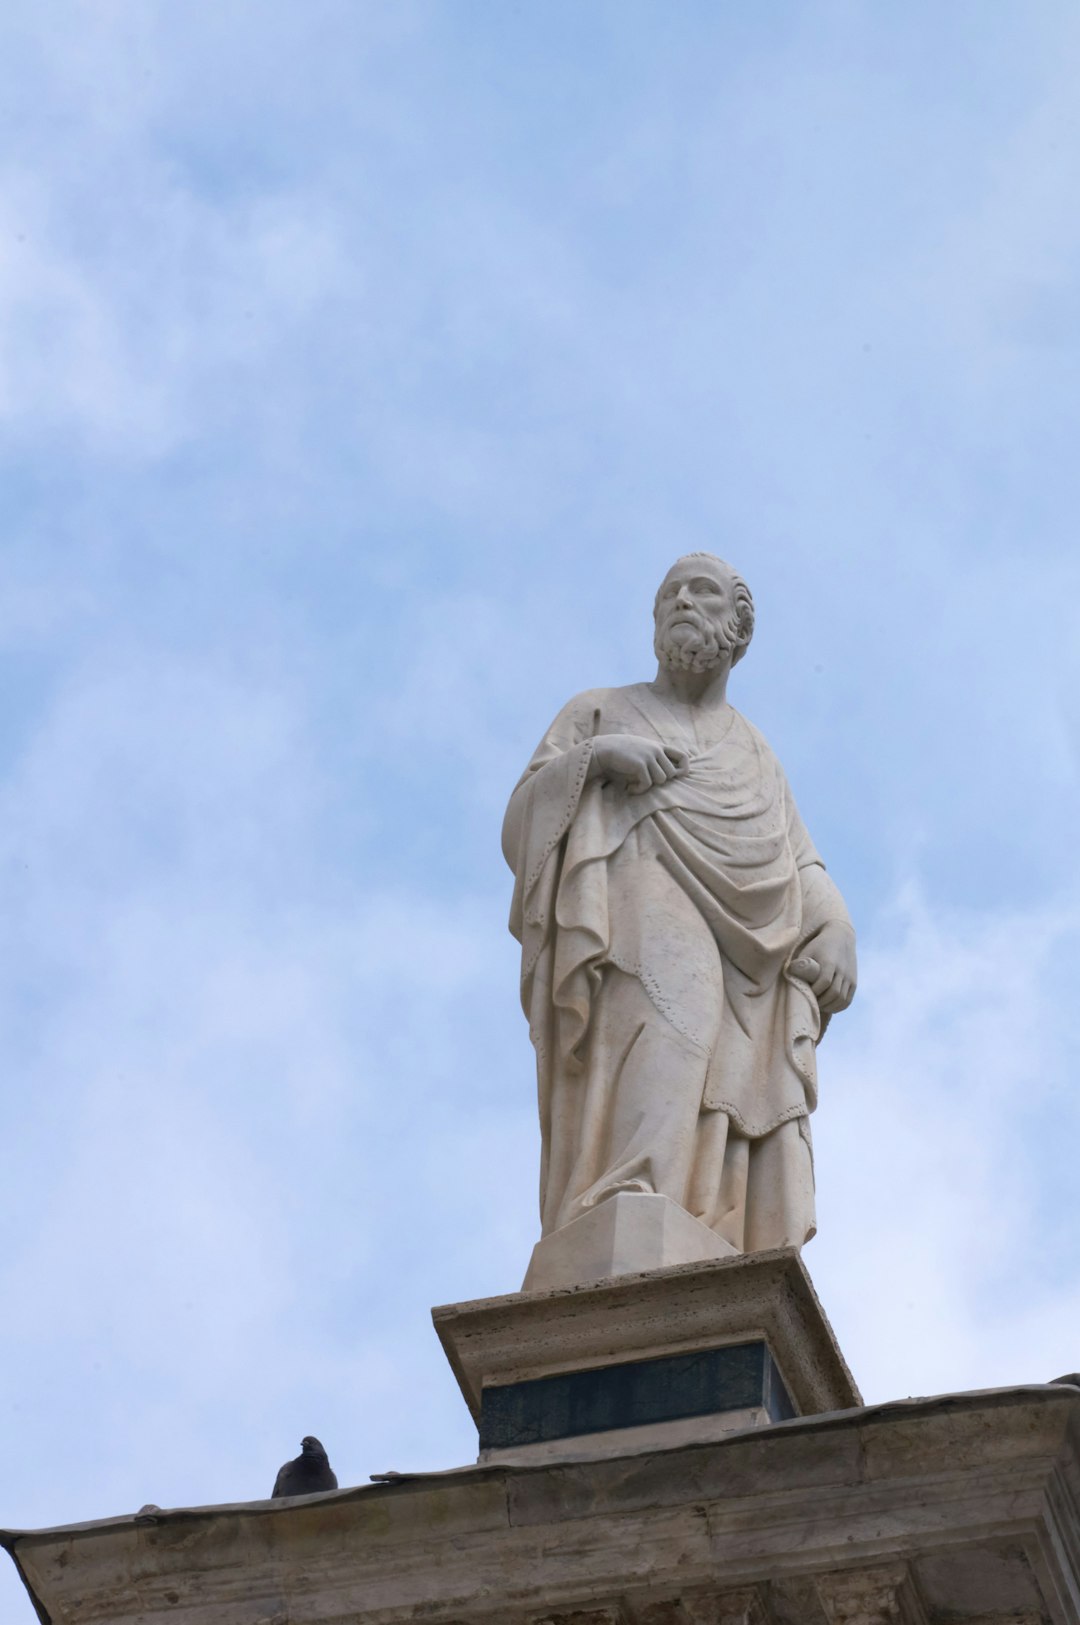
[653, 558, 741, 673]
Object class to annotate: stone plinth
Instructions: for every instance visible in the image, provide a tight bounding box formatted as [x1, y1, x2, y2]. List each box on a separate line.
[522, 1192, 737, 1293]
[434, 1248, 859, 1463]
[6, 1386, 1080, 1623]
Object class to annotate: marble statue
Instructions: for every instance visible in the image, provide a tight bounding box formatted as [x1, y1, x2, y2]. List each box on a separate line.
[503, 554, 856, 1279]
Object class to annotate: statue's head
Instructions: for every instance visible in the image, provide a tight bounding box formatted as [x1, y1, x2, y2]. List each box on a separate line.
[653, 553, 755, 673]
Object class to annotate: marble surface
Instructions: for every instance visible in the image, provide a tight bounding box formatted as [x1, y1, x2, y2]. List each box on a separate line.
[433, 1249, 862, 1429]
[503, 555, 857, 1284]
[522, 1191, 736, 1293]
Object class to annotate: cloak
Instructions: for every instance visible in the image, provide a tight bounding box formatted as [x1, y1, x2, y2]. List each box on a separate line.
[503, 683, 849, 1247]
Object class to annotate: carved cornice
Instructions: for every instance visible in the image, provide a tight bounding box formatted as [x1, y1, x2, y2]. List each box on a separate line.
[684, 1591, 770, 1625]
[534, 1611, 629, 1625]
[6, 1389, 1078, 1625]
[815, 1564, 927, 1625]
[629, 1592, 769, 1625]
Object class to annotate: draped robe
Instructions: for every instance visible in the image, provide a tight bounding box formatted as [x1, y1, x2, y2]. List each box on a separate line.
[502, 683, 853, 1254]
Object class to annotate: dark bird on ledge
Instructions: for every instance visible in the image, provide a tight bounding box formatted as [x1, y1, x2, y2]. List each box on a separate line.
[272, 1436, 338, 1498]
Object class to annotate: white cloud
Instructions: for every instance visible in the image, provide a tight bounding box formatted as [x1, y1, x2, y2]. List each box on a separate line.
[812, 885, 1080, 1402]
[0, 157, 348, 453]
[0, 633, 531, 1541]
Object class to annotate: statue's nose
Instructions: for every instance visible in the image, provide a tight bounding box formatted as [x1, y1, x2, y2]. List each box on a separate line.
[674, 587, 694, 607]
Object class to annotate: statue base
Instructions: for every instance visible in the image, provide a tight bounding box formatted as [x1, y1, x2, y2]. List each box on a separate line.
[433, 1247, 860, 1466]
[11, 1253, 1080, 1622]
[521, 1190, 737, 1293]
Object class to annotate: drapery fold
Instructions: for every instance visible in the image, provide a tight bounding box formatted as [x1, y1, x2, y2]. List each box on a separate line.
[503, 683, 850, 1242]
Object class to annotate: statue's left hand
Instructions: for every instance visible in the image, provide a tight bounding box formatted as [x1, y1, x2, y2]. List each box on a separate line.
[802, 921, 857, 1015]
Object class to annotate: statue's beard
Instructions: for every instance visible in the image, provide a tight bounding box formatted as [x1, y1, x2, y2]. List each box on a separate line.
[654, 609, 741, 673]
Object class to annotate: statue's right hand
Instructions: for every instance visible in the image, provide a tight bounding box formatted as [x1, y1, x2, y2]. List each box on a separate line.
[590, 734, 688, 795]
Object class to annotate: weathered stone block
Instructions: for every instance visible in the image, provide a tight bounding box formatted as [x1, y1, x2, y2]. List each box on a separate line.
[434, 1247, 860, 1466]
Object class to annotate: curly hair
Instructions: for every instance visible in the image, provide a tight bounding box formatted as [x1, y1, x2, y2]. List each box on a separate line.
[654, 553, 755, 665]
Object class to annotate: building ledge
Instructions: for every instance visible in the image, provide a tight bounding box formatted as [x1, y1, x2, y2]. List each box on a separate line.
[5, 1384, 1080, 1624]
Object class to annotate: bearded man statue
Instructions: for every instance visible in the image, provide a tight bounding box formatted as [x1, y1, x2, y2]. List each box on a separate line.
[503, 554, 857, 1289]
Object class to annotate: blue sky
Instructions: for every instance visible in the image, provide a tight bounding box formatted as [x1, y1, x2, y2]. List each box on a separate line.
[2, 4, 1080, 1616]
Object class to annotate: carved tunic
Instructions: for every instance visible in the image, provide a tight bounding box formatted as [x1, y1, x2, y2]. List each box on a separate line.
[503, 684, 851, 1249]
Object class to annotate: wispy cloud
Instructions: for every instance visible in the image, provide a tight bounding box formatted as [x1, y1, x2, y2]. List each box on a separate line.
[0, 160, 349, 453]
[814, 885, 1080, 1401]
[3, 7, 1080, 1622]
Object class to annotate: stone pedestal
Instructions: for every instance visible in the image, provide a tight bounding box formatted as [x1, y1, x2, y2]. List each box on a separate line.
[522, 1192, 737, 1294]
[434, 1248, 859, 1465]
[7, 1250, 1080, 1624]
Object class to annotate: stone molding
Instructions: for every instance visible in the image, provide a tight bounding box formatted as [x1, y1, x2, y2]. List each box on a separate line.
[574, 1596, 769, 1625]
[698, 1594, 769, 1625]
[433, 1248, 861, 1426]
[815, 1564, 927, 1625]
[533, 1612, 627, 1625]
[5, 1387, 1079, 1625]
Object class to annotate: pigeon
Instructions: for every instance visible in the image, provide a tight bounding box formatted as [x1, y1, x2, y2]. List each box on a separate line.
[272, 1436, 339, 1498]
[1051, 1373, 1080, 1388]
